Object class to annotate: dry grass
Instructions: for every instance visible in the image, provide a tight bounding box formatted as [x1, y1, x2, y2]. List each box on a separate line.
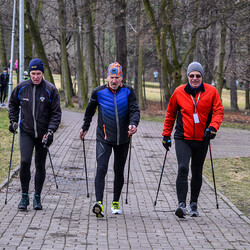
[0, 109, 20, 184]
[203, 157, 250, 218]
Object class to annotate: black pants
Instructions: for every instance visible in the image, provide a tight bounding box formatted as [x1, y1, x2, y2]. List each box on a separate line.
[0, 85, 7, 103]
[175, 139, 209, 204]
[95, 140, 130, 202]
[20, 132, 47, 195]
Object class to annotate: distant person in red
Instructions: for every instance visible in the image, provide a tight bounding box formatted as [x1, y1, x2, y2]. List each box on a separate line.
[15, 60, 18, 73]
[162, 62, 224, 218]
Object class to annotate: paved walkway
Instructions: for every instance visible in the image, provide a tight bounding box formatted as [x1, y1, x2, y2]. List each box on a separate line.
[0, 109, 249, 249]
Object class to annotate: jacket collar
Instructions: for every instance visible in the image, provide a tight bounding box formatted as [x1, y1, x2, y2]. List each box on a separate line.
[31, 78, 44, 87]
[184, 82, 205, 96]
[107, 83, 122, 94]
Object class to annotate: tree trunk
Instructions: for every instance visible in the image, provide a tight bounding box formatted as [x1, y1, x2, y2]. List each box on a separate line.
[207, 22, 216, 84]
[133, 1, 140, 98]
[72, 0, 87, 108]
[24, 5, 32, 70]
[246, 40, 250, 110]
[217, 21, 227, 98]
[138, 40, 145, 110]
[25, 0, 54, 85]
[0, 17, 7, 69]
[114, 0, 127, 83]
[83, 0, 97, 92]
[229, 20, 238, 111]
[57, 0, 73, 107]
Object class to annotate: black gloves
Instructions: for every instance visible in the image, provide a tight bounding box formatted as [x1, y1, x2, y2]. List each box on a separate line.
[42, 129, 54, 147]
[162, 136, 171, 151]
[204, 127, 216, 141]
[9, 122, 18, 133]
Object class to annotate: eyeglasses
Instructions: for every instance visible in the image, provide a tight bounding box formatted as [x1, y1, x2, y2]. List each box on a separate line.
[189, 74, 202, 79]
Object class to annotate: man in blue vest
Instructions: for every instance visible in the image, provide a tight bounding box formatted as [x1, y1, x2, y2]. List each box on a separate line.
[80, 62, 140, 218]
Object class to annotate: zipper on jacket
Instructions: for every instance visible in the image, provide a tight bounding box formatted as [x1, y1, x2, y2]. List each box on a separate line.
[114, 93, 120, 145]
[33, 85, 38, 138]
[103, 124, 107, 140]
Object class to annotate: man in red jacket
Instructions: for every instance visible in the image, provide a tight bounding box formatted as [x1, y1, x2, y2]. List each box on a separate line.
[162, 62, 224, 218]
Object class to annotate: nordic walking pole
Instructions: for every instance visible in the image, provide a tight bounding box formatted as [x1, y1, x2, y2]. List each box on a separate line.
[125, 136, 132, 204]
[82, 139, 89, 198]
[46, 146, 58, 189]
[5, 130, 17, 204]
[208, 142, 219, 209]
[154, 151, 168, 206]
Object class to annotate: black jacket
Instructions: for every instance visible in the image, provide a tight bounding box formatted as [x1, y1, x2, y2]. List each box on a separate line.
[0, 73, 9, 87]
[9, 79, 61, 138]
[82, 84, 140, 145]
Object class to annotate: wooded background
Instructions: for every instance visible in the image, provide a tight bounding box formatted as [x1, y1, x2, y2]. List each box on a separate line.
[0, 0, 249, 110]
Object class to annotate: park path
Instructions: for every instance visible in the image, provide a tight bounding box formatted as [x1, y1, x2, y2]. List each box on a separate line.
[0, 109, 249, 249]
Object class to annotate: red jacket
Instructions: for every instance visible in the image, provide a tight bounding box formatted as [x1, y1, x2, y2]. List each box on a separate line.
[162, 83, 224, 141]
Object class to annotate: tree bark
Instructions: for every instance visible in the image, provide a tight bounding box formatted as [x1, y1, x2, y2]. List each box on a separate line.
[0, 17, 7, 69]
[57, 0, 73, 107]
[24, 5, 32, 70]
[217, 21, 227, 98]
[25, 0, 54, 85]
[83, 0, 97, 92]
[72, 0, 87, 108]
[229, 19, 238, 111]
[114, 0, 127, 83]
[138, 40, 145, 110]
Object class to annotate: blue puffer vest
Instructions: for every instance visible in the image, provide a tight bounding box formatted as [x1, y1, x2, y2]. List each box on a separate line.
[82, 84, 140, 145]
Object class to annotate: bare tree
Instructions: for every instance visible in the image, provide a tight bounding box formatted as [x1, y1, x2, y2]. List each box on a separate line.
[83, 0, 98, 91]
[72, 0, 88, 108]
[114, 0, 127, 82]
[0, 16, 7, 69]
[25, 0, 54, 84]
[57, 0, 73, 107]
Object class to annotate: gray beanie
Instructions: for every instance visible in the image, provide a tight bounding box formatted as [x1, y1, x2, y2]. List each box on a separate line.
[187, 62, 204, 77]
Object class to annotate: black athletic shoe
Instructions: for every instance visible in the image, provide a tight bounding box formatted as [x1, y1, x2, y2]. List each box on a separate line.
[18, 193, 30, 211]
[175, 202, 186, 218]
[92, 201, 104, 218]
[33, 195, 43, 210]
[188, 202, 199, 217]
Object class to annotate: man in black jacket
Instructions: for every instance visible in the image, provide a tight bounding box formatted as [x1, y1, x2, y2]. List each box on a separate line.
[0, 67, 9, 106]
[8, 58, 61, 211]
[80, 62, 140, 218]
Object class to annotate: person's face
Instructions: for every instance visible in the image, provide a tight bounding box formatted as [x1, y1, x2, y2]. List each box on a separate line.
[188, 71, 202, 88]
[107, 75, 122, 90]
[3, 70, 7, 74]
[30, 70, 43, 85]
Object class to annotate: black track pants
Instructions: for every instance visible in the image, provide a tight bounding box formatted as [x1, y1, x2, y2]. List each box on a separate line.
[175, 139, 209, 204]
[95, 140, 130, 202]
[0, 85, 7, 103]
[20, 132, 47, 195]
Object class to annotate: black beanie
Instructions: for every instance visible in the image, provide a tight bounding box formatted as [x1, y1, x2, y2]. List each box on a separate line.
[29, 58, 44, 73]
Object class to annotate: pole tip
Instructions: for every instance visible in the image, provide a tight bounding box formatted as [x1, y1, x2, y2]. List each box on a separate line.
[87, 193, 89, 198]
[125, 199, 128, 204]
[154, 201, 157, 206]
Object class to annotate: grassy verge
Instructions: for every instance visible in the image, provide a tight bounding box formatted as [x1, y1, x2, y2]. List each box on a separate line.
[203, 157, 250, 218]
[0, 109, 20, 184]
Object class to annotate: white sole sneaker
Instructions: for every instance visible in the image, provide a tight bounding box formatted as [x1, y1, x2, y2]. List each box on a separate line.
[111, 208, 122, 214]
